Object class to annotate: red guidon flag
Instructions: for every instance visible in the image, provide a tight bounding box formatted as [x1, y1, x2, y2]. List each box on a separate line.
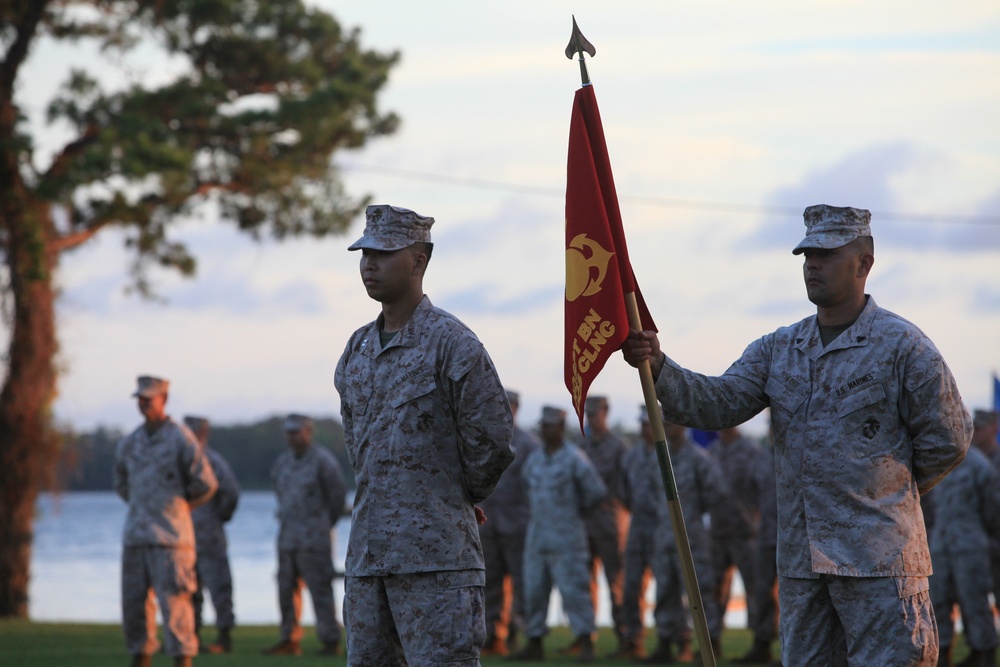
[565, 84, 657, 430]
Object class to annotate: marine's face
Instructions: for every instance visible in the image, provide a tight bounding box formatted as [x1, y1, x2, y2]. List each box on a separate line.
[801, 244, 863, 309]
[136, 393, 167, 422]
[359, 246, 420, 304]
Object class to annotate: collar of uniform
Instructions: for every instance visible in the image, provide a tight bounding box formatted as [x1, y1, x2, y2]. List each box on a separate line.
[372, 295, 434, 355]
[796, 294, 878, 357]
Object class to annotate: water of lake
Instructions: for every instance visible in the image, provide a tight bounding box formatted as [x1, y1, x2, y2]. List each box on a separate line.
[30, 491, 745, 628]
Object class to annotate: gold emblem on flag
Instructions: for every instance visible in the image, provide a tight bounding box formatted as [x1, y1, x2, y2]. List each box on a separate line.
[566, 233, 615, 301]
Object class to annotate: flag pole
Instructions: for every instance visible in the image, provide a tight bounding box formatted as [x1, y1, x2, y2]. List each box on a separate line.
[562, 18, 717, 664]
[625, 293, 717, 667]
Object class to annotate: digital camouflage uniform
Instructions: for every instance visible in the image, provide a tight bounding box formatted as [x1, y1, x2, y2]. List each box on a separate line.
[650, 434, 726, 645]
[618, 433, 663, 648]
[521, 441, 607, 641]
[925, 446, 1000, 654]
[706, 432, 761, 639]
[271, 441, 348, 647]
[192, 447, 240, 638]
[750, 443, 780, 648]
[335, 295, 514, 667]
[114, 418, 218, 658]
[579, 429, 629, 638]
[972, 433, 1000, 620]
[478, 422, 539, 646]
[653, 295, 972, 666]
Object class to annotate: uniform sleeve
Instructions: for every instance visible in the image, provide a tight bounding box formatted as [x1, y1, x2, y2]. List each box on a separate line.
[898, 339, 971, 494]
[320, 450, 349, 526]
[334, 341, 357, 468]
[112, 438, 129, 502]
[655, 337, 773, 431]
[212, 454, 241, 523]
[576, 454, 609, 512]
[978, 461, 1000, 540]
[445, 346, 515, 504]
[180, 431, 218, 509]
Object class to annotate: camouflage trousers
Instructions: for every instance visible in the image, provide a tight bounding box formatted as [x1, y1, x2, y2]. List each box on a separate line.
[651, 547, 719, 641]
[194, 546, 235, 632]
[481, 529, 527, 641]
[523, 547, 595, 639]
[277, 549, 340, 645]
[750, 543, 779, 642]
[711, 533, 758, 636]
[344, 569, 486, 667]
[621, 525, 657, 643]
[121, 545, 198, 657]
[779, 574, 937, 666]
[931, 549, 998, 651]
[586, 506, 626, 635]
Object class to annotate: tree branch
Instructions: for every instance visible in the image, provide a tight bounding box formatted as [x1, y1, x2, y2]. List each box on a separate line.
[51, 219, 113, 254]
[0, 2, 50, 103]
[39, 124, 99, 184]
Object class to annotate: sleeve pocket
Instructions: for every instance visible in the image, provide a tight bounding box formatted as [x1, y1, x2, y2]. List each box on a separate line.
[764, 376, 808, 415]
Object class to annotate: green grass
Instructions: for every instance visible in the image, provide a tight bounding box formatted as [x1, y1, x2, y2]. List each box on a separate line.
[0, 620, 972, 666]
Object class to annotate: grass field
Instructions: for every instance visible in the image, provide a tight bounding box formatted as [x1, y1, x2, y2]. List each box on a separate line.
[0, 620, 972, 666]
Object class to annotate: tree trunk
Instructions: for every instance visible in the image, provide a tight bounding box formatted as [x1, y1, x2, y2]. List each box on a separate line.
[0, 102, 60, 617]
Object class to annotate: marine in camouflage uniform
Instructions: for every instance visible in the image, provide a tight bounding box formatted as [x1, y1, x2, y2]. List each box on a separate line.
[478, 390, 539, 656]
[263, 414, 348, 657]
[706, 426, 761, 653]
[335, 204, 514, 667]
[968, 409, 1000, 625]
[623, 205, 972, 667]
[113, 376, 218, 667]
[737, 437, 781, 664]
[184, 416, 240, 654]
[512, 406, 607, 663]
[615, 407, 663, 659]
[646, 420, 727, 663]
[925, 443, 1000, 666]
[578, 395, 629, 650]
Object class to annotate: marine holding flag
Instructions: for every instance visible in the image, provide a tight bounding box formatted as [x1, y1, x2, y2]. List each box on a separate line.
[565, 83, 655, 428]
[623, 204, 972, 666]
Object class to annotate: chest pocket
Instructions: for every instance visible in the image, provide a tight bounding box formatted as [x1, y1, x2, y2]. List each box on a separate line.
[834, 382, 886, 418]
[389, 372, 436, 408]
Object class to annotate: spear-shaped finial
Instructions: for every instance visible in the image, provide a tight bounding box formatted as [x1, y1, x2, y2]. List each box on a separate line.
[565, 15, 596, 86]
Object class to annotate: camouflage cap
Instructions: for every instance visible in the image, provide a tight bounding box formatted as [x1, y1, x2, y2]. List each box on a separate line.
[184, 415, 210, 432]
[973, 409, 999, 428]
[348, 204, 434, 252]
[792, 204, 872, 255]
[132, 375, 169, 398]
[506, 389, 520, 406]
[283, 413, 313, 432]
[540, 406, 567, 425]
[585, 395, 608, 413]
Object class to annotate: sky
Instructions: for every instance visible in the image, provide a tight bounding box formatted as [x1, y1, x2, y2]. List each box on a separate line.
[13, 0, 1000, 437]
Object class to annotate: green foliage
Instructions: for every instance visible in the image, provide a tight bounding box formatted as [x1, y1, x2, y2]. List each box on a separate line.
[55, 416, 352, 491]
[11, 0, 399, 290]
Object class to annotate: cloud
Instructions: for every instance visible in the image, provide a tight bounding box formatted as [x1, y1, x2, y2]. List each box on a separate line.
[741, 142, 1000, 253]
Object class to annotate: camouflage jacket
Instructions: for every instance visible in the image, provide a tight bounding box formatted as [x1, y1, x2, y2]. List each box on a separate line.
[335, 296, 515, 576]
[522, 442, 607, 554]
[271, 444, 347, 552]
[479, 425, 540, 537]
[654, 296, 971, 578]
[654, 436, 726, 555]
[925, 446, 1000, 555]
[113, 417, 217, 549]
[192, 448, 240, 553]
[707, 435, 761, 539]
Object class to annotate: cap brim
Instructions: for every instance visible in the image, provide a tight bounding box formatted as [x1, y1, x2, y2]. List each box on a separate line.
[348, 236, 416, 252]
[791, 232, 859, 255]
